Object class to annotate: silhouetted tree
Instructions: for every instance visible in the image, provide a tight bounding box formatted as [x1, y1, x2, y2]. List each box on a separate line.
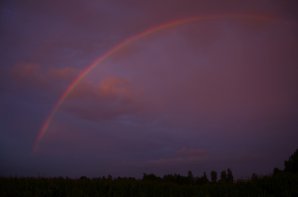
[202, 172, 209, 184]
[210, 171, 217, 183]
[227, 168, 234, 183]
[79, 176, 89, 180]
[251, 173, 258, 181]
[220, 170, 227, 182]
[284, 149, 298, 173]
[195, 172, 209, 184]
[273, 167, 282, 176]
[187, 170, 194, 184]
[107, 174, 113, 180]
[143, 173, 160, 181]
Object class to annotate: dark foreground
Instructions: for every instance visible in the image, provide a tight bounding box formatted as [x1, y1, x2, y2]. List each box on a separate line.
[1, 173, 298, 197]
[1, 149, 298, 197]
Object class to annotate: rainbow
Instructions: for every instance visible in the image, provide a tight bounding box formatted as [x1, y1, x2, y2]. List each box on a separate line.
[33, 13, 275, 152]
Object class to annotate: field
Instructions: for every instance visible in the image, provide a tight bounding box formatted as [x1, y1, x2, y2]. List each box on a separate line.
[1, 172, 298, 197]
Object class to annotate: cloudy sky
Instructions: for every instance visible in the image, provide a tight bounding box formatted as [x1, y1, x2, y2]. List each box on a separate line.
[1, 0, 298, 178]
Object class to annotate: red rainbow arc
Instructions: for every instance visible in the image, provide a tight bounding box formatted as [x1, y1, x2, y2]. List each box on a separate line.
[33, 13, 275, 152]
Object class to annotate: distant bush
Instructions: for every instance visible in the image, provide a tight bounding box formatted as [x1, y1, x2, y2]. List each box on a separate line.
[285, 149, 298, 173]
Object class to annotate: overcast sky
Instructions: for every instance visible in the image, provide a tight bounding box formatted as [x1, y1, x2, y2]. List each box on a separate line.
[1, 0, 298, 178]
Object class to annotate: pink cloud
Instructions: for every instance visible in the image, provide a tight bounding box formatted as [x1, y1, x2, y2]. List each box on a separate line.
[11, 63, 49, 88]
[99, 77, 132, 98]
[10, 62, 79, 90]
[48, 67, 79, 81]
[61, 75, 144, 122]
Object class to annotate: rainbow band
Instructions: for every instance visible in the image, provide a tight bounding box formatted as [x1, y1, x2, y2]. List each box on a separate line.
[33, 14, 275, 152]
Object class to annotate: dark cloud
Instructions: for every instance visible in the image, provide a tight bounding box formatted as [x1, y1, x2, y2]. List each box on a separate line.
[148, 148, 208, 166]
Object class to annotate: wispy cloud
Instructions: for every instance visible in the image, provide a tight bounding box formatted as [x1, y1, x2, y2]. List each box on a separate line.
[9, 62, 79, 91]
[148, 148, 208, 167]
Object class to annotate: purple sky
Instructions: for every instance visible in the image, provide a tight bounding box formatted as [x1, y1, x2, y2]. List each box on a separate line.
[1, 0, 298, 178]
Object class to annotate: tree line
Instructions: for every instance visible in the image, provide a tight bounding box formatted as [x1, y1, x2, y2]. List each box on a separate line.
[141, 168, 233, 185]
[0, 148, 297, 197]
